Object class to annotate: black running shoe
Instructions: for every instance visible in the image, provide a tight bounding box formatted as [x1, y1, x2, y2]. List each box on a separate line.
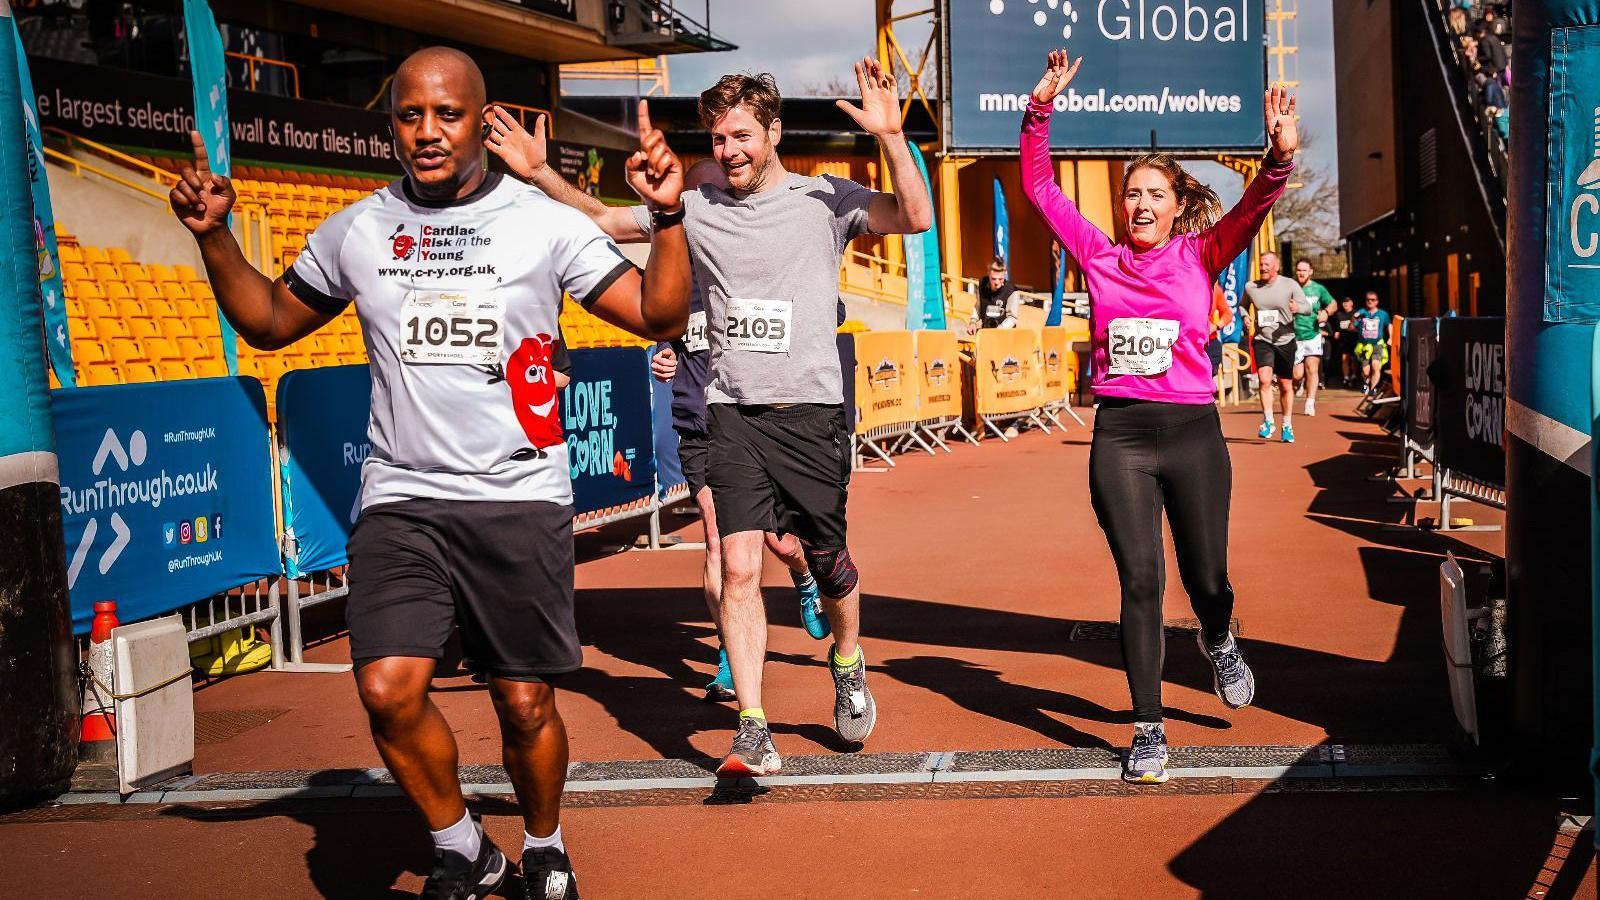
[523, 846, 580, 899]
[421, 833, 509, 900]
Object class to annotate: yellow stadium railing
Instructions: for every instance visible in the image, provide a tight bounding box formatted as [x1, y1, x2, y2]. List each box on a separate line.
[44, 127, 179, 188]
[491, 100, 555, 136]
[42, 146, 171, 204]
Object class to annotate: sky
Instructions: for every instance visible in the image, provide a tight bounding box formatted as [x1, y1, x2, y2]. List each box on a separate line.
[580, 0, 1339, 203]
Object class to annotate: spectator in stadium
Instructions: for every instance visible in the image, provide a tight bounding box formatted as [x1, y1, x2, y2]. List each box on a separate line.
[1022, 49, 1294, 785]
[1479, 3, 1509, 38]
[1448, 5, 1470, 35]
[1477, 71, 1507, 113]
[1473, 22, 1507, 80]
[169, 47, 691, 900]
[969, 256, 1021, 332]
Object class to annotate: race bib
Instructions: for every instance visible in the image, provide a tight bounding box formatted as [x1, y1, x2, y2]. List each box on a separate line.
[684, 310, 710, 353]
[1257, 308, 1284, 329]
[1107, 317, 1179, 377]
[1360, 317, 1382, 340]
[400, 291, 504, 365]
[984, 303, 1005, 319]
[724, 297, 791, 353]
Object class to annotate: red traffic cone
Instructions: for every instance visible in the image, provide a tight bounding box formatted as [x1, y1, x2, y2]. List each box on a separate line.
[80, 600, 119, 760]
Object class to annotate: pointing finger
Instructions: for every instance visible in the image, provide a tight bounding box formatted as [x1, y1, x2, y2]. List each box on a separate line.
[189, 131, 211, 178]
[637, 99, 653, 141]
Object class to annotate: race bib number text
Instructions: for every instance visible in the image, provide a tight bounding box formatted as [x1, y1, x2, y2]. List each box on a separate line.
[724, 297, 792, 353]
[685, 310, 710, 353]
[1360, 317, 1382, 340]
[1107, 317, 1180, 377]
[1257, 308, 1284, 329]
[400, 291, 505, 365]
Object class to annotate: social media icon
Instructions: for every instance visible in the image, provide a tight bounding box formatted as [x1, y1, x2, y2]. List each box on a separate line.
[194, 516, 209, 543]
[180, 521, 193, 544]
[212, 515, 223, 539]
[162, 523, 176, 548]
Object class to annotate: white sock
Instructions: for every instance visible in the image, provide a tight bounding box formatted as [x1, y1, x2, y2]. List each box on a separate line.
[525, 825, 565, 854]
[795, 568, 816, 586]
[1263, 411, 1275, 424]
[431, 810, 482, 860]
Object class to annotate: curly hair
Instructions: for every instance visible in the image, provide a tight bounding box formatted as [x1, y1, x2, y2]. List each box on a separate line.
[698, 72, 782, 130]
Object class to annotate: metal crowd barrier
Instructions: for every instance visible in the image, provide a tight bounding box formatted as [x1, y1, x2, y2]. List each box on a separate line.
[915, 414, 978, 452]
[1436, 467, 1506, 532]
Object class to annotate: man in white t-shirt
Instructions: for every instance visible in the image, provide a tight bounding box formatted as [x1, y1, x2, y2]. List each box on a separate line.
[167, 47, 689, 900]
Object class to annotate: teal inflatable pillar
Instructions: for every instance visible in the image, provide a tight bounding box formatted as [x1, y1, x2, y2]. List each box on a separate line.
[1505, 1, 1600, 798]
[0, 0, 78, 810]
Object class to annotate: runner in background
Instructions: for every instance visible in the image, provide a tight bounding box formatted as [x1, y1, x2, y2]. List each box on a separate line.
[1022, 50, 1294, 784]
[1291, 259, 1336, 416]
[648, 162, 830, 704]
[1353, 290, 1393, 395]
[491, 61, 932, 776]
[172, 48, 690, 900]
[1331, 296, 1359, 387]
[1243, 251, 1305, 443]
[969, 256, 1021, 332]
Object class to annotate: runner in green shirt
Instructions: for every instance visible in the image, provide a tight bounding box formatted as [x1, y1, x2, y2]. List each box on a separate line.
[1292, 259, 1337, 416]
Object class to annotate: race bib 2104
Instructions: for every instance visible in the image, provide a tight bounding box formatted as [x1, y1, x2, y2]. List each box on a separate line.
[1106, 316, 1179, 377]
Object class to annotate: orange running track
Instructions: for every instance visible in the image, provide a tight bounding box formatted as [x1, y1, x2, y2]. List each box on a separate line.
[2, 393, 1592, 898]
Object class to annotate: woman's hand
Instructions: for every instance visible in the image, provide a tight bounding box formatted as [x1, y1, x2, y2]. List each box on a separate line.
[1031, 49, 1083, 105]
[1264, 83, 1299, 164]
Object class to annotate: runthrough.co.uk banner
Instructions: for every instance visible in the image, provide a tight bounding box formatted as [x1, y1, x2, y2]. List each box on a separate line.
[52, 378, 280, 633]
[943, 0, 1267, 154]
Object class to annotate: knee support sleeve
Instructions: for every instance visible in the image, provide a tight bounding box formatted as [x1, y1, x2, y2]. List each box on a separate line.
[805, 547, 860, 600]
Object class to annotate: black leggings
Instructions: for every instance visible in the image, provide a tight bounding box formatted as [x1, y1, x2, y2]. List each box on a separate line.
[1088, 398, 1234, 723]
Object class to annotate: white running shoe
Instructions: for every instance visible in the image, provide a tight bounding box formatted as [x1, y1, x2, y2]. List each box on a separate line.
[1305, 397, 1316, 416]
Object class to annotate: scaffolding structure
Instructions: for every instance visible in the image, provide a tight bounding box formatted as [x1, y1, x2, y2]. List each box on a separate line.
[560, 56, 671, 96]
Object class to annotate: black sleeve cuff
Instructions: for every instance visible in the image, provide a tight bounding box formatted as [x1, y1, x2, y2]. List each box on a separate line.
[552, 336, 571, 375]
[282, 266, 350, 316]
[578, 259, 638, 310]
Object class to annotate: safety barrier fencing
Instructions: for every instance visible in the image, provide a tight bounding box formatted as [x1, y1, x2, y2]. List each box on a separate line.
[51, 330, 1085, 680]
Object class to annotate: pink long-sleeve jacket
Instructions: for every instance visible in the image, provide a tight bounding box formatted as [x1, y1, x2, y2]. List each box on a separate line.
[1021, 97, 1293, 405]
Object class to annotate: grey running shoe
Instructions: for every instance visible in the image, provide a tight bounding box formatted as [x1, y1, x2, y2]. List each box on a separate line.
[716, 716, 781, 777]
[1122, 722, 1170, 784]
[830, 645, 877, 743]
[1198, 631, 1256, 709]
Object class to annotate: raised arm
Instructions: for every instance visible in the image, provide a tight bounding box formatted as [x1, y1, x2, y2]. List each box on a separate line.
[835, 58, 932, 235]
[169, 131, 333, 350]
[487, 106, 649, 243]
[1201, 84, 1298, 275]
[1020, 51, 1111, 264]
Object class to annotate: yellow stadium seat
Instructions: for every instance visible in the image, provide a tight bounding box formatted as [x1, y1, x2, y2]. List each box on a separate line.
[80, 247, 109, 266]
[177, 337, 214, 361]
[160, 284, 191, 305]
[122, 363, 160, 383]
[176, 299, 208, 320]
[86, 298, 116, 321]
[107, 338, 144, 366]
[147, 264, 177, 284]
[237, 356, 265, 378]
[91, 262, 120, 283]
[83, 362, 119, 386]
[158, 317, 192, 339]
[127, 319, 161, 341]
[119, 263, 151, 284]
[58, 245, 83, 265]
[62, 262, 91, 283]
[132, 282, 162, 303]
[104, 282, 133, 301]
[190, 317, 221, 339]
[174, 265, 199, 282]
[72, 339, 108, 365]
[105, 247, 132, 265]
[94, 319, 129, 340]
[159, 361, 194, 381]
[195, 359, 228, 378]
[72, 280, 103, 301]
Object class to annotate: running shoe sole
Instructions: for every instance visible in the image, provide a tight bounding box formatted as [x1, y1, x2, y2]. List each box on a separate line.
[1197, 631, 1256, 709]
[1122, 754, 1170, 784]
[704, 683, 736, 703]
[715, 751, 781, 777]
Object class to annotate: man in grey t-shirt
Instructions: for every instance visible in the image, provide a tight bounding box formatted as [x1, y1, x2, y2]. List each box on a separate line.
[495, 62, 931, 775]
[1244, 251, 1306, 442]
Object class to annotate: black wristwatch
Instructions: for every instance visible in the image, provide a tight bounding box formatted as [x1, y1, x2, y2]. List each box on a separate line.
[651, 205, 686, 229]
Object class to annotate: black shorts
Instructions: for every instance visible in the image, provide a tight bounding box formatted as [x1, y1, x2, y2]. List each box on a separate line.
[1251, 338, 1295, 380]
[676, 428, 709, 495]
[345, 498, 579, 680]
[707, 403, 850, 550]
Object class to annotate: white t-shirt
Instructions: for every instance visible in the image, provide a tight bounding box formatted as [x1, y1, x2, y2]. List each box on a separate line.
[285, 173, 634, 510]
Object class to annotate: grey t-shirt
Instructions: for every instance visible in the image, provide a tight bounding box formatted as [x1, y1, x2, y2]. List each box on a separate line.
[633, 172, 874, 405]
[1244, 276, 1305, 346]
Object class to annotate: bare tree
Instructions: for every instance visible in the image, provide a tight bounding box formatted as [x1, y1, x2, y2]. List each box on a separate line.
[1273, 128, 1346, 277]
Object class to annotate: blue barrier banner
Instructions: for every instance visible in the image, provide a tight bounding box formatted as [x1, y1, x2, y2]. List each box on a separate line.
[1546, 24, 1600, 324]
[12, 24, 73, 387]
[651, 366, 684, 497]
[945, 0, 1266, 153]
[1047, 246, 1067, 326]
[993, 178, 1009, 264]
[1218, 248, 1249, 343]
[182, 0, 240, 374]
[565, 348, 657, 515]
[277, 365, 371, 576]
[904, 142, 946, 331]
[53, 378, 280, 632]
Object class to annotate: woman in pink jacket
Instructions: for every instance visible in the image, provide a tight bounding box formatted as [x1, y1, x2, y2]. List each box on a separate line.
[1021, 50, 1299, 784]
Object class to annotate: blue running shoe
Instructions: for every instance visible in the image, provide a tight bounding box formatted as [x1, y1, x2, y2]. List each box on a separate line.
[1281, 423, 1295, 444]
[1258, 419, 1276, 439]
[795, 570, 830, 640]
[705, 647, 735, 703]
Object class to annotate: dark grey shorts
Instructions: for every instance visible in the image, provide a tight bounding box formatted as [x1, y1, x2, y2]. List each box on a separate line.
[345, 498, 579, 679]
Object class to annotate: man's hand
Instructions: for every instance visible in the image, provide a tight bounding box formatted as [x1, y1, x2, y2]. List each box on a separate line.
[625, 99, 684, 211]
[651, 345, 678, 383]
[170, 131, 236, 237]
[485, 106, 548, 181]
[836, 57, 904, 138]
[1030, 49, 1083, 105]
[1265, 83, 1299, 164]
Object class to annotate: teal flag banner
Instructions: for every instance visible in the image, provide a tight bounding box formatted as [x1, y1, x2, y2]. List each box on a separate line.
[183, 0, 240, 375]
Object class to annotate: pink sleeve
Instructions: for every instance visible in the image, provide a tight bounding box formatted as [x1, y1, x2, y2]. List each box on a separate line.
[1200, 155, 1294, 276]
[1020, 98, 1112, 264]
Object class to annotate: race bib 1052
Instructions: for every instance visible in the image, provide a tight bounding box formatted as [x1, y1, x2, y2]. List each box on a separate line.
[724, 297, 791, 353]
[1106, 316, 1180, 377]
[400, 291, 505, 365]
